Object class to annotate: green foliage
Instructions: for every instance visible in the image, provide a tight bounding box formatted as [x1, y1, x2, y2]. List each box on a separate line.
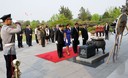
[101, 7, 121, 25]
[22, 20, 30, 29]
[87, 26, 96, 32]
[48, 14, 74, 27]
[102, 12, 110, 19]
[0, 23, 2, 26]
[59, 6, 73, 20]
[108, 7, 121, 19]
[78, 7, 91, 21]
[101, 18, 114, 24]
[41, 20, 46, 25]
[30, 20, 40, 29]
[109, 26, 114, 32]
[91, 13, 101, 22]
[13, 6, 122, 31]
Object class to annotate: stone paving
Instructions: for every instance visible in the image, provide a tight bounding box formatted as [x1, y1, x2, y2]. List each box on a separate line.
[0, 33, 128, 78]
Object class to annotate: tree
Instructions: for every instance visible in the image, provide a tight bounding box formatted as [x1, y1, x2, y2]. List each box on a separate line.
[108, 7, 121, 19]
[41, 20, 46, 25]
[48, 14, 73, 27]
[102, 11, 110, 19]
[86, 9, 92, 20]
[59, 6, 73, 20]
[78, 7, 91, 21]
[30, 20, 40, 29]
[22, 20, 30, 29]
[91, 13, 101, 22]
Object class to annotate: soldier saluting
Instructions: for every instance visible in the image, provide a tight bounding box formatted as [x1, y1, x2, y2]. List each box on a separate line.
[0, 14, 21, 78]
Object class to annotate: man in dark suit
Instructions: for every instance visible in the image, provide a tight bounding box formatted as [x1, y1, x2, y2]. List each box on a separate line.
[0, 26, 3, 51]
[25, 25, 33, 46]
[81, 24, 88, 45]
[71, 23, 79, 53]
[17, 28, 23, 48]
[55, 25, 65, 58]
[50, 27, 55, 43]
[104, 23, 110, 40]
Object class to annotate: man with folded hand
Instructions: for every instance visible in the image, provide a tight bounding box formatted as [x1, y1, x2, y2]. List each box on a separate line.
[55, 25, 65, 58]
[0, 14, 21, 78]
[71, 23, 79, 53]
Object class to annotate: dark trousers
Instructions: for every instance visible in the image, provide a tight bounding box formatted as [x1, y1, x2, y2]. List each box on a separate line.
[35, 34, 38, 43]
[102, 31, 104, 36]
[105, 31, 109, 39]
[73, 41, 78, 53]
[26, 36, 32, 46]
[96, 32, 98, 37]
[17, 38, 23, 48]
[41, 37, 45, 47]
[0, 38, 3, 51]
[57, 44, 63, 58]
[4, 55, 16, 78]
[83, 39, 87, 45]
[99, 31, 104, 36]
[99, 32, 102, 37]
[51, 35, 54, 43]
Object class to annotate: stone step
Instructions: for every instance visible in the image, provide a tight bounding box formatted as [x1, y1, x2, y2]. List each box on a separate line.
[76, 52, 109, 64]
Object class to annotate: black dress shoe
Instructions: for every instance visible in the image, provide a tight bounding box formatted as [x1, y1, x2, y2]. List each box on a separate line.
[61, 56, 65, 58]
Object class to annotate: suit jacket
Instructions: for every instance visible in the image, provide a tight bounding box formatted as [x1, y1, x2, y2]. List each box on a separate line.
[104, 25, 109, 32]
[81, 28, 88, 40]
[71, 27, 79, 45]
[71, 27, 79, 40]
[25, 28, 33, 36]
[55, 29, 64, 44]
[17, 29, 23, 40]
[50, 28, 55, 37]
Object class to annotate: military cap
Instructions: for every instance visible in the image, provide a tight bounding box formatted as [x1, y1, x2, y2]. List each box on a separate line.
[0, 14, 11, 21]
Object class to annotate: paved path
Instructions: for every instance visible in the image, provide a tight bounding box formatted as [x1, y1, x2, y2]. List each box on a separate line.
[0, 33, 128, 78]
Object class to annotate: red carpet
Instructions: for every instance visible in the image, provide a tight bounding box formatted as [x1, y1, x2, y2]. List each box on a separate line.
[36, 47, 79, 63]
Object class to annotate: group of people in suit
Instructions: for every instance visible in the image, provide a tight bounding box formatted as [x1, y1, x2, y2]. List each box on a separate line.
[34, 25, 56, 47]
[15, 24, 33, 48]
[55, 23, 89, 58]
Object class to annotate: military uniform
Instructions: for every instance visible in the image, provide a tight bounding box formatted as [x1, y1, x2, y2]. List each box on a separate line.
[0, 14, 21, 78]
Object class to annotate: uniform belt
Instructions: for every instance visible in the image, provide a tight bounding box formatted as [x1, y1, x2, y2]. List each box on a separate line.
[4, 43, 15, 47]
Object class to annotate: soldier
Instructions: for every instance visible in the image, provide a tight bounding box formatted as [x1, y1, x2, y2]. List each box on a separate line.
[0, 14, 21, 78]
[40, 26, 46, 47]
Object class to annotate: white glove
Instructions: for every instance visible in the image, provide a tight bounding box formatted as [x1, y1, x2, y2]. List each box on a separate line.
[66, 39, 68, 43]
[55, 41, 58, 44]
[71, 39, 74, 42]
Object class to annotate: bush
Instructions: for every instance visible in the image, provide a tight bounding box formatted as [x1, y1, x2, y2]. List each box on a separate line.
[87, 26, 95, 32]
